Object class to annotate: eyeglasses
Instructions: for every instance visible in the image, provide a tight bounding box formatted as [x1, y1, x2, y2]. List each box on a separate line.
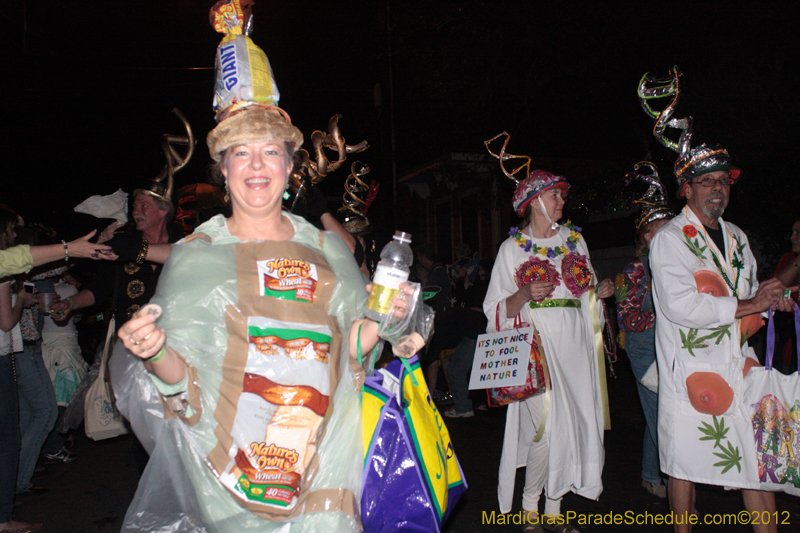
[690, 176, 733, 187]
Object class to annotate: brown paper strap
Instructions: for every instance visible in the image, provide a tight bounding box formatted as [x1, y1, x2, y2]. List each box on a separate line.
[304, 487, 360, 521]
[157, 348, 202, 426]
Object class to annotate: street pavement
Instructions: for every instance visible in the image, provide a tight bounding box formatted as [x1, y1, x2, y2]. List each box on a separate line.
[13, 352, 800, 532]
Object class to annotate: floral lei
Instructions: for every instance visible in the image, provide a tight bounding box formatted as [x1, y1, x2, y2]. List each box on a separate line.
[509, 221, 582, 258]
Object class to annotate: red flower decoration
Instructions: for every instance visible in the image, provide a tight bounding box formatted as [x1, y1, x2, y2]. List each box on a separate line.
[514, 257, 560, 299]
[683, 225, 698, 238]
[561, 252, 594, 298]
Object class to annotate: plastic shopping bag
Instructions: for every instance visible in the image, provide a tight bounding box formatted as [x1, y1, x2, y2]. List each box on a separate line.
[361, 355, 466, 533]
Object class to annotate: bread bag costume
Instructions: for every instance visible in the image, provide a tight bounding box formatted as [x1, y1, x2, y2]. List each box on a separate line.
[111, 2, 371, 530]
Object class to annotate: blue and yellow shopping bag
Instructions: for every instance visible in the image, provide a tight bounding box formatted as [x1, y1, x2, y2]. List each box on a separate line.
[361, 355, 467, 532]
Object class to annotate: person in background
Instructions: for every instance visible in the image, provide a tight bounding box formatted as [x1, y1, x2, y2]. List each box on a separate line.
[484, 169, 613, 532]
[770, 219, 800, 373]
[443, 259, 491, 418]
[415, 244, 454, 401]
[39, 271, 88, 463]
[8, 226, 59, 499]
[1, 205, 42, 533]
[415, 244, 452, 314]
[614, 163, 674, 499]
[173, 182, 230, 235]
[49, 185, 183, 477]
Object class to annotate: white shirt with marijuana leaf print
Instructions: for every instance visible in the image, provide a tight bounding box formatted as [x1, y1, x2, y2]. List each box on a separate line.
[650, 205, 763, 488]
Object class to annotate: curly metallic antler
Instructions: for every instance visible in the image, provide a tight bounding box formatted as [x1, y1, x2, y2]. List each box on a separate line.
[140, 108, 196, 202]
[287, 115, 368, 213]
[340, 161, 375, 218]
[624, 161, 667, 208]
[638, 67, 693, 159]
[335, 161, 378, 235]
[290, 115, 368, 189]
[484, 132, 531, 184]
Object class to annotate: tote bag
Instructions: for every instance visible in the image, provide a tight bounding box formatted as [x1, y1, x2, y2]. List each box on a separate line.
[487, 308, 549, 407]
[361, 355, 467, 532]
[742, 305, 800, 496]
[84, 317, 129, 440]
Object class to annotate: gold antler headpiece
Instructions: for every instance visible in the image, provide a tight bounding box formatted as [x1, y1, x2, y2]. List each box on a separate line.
[484, 132, 531, 185]
[288, 115, 368, 212]
[136, 108, 195, 203]
[336, 161, 379, 235]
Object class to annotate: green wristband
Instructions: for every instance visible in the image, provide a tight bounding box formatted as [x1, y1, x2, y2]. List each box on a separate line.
[144, 346, 166, 363]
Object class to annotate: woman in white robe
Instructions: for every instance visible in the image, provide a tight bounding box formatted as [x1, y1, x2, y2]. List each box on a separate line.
[484, 170, 613, 531]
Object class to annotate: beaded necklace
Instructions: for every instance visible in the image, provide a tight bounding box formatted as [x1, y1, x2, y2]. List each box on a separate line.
[509, 221, 582, 258]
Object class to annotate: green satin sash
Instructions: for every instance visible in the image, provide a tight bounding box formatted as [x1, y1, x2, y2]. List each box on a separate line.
[528, 298, 581, 310]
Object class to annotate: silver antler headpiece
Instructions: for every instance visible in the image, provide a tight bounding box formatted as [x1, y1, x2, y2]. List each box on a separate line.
[638, 67, 740, 197]
[624, 161, 673, 235]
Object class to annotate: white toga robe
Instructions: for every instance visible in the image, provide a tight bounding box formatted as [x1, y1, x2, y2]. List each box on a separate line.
[484, 225, 607, 512]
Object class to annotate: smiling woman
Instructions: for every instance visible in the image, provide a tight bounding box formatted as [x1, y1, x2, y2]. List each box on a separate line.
[112, 101, 415, 533]
[218, 140, 294, 238]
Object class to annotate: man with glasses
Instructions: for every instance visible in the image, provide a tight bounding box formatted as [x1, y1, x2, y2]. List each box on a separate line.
[648, 144, 793, 533]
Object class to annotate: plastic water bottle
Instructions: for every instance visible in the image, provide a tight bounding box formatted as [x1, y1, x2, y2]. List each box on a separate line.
[365, 231, 413, 321]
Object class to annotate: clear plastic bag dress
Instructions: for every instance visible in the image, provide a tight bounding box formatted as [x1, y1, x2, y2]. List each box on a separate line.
[110, 214, 368, 532]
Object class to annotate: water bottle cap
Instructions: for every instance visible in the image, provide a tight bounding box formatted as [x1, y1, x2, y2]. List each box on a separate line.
[393, 231, 412, 244]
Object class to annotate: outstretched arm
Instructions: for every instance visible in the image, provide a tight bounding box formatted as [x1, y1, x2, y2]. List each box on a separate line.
[30, 231, 113, 267]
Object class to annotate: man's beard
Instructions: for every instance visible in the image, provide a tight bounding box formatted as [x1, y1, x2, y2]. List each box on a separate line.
[702, 195, 727, 220]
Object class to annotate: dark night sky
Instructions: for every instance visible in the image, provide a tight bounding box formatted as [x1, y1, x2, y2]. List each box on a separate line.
[7, 1, 800, 253]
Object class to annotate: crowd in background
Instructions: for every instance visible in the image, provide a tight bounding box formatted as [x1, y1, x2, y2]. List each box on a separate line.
[2, 183, 798, 532]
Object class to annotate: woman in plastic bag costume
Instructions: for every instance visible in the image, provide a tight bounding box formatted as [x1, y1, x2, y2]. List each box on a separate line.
[110, 104, 411, 532]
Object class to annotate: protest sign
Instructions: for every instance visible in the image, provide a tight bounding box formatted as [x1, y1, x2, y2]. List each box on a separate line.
[468, 326, 532, 389]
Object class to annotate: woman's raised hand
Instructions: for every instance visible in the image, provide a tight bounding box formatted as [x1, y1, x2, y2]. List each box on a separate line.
[68, 230, 115, 260]
[118, 304, 165, 359]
